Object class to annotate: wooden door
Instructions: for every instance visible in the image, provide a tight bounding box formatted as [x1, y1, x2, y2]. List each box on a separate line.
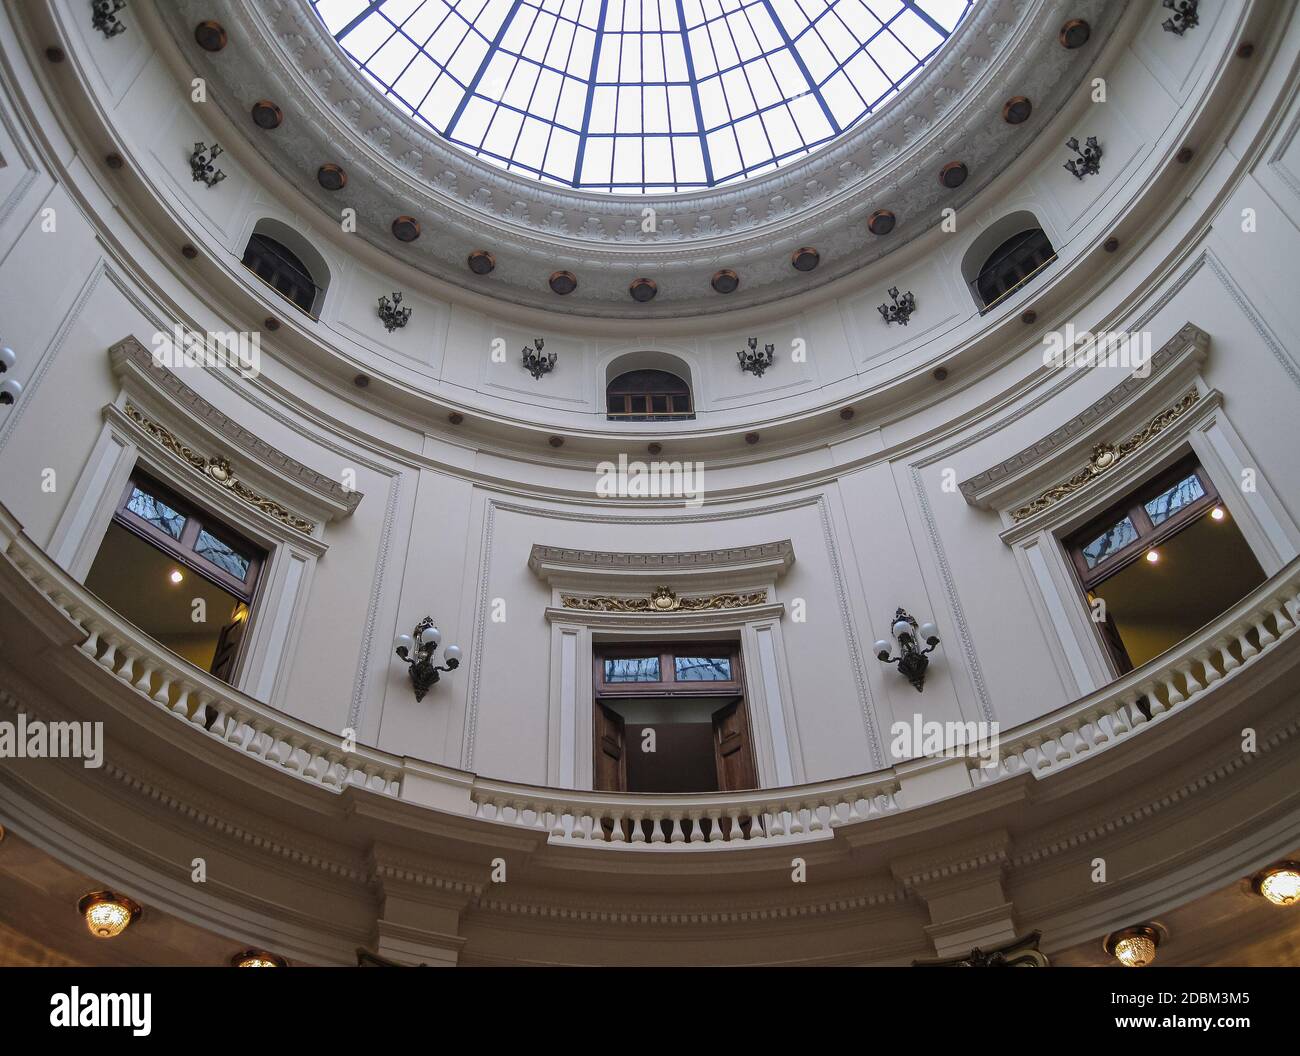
[593, 701, 627, 792]
[209, 602, 249, 685]
[712, 697, 758, 791]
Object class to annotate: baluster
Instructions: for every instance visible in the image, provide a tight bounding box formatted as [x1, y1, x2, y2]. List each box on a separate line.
[133, 658, 155, 693]
[170, 683, 192, 718]
[688, 809, 706, 843]
[79, 627, 101, 658]
[1163, 673, 1185, 707]
[1176, 662, 1203, 698]
[113, 647, 134, 681]
[1236, 624, 1259, 661]
[608, 810, 625, 842]
[650, 812, 667, 844]
[550, 811, 567, 839]
[1218, 636, 1240, 674]
[1254, 615, 1277, 648]
[630, 811, 647, 843]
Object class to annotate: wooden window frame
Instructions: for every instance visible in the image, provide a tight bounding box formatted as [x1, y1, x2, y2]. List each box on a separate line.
[605, 370, 695, 421]
[112, 469, 265, 603]
[593, 641, 743, 698]
[1063, 455, 1221, 590]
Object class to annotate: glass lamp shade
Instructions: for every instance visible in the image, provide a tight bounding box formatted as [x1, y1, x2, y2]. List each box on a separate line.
[418, 625, 441, 647]
[0, 378, 21, 403]
[873, 640, 892, 660]
[394, 633, 413, 654]
[0, 345, 15, 370]
[443, 644, 462, 663]
[919, 622, 940, 645]
[78, 891, 140, 938]
[1112, 934, 1157, 967]
[892, 619, 913, 639]
[1258, 866, 1300, 906]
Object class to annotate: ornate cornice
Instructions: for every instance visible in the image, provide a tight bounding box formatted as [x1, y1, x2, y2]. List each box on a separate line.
[1009, 388, 1200, 522]
[560, 585, 767, 613]
[123, 402, 317, 534]
[152, 0, 1126, 316]
[529, 541, 795, 581]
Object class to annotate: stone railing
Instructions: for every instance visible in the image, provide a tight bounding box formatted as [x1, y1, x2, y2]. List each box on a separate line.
[2, 511, 1297, 850]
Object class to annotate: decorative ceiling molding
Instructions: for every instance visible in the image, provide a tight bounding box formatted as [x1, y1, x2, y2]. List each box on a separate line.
[560, 585, 767, 613]
[1008, 388, 1200, 522]
[108, 335, 362, 522]
[153, 0, 1126, 316]
[959, 322, 1209, 509]
[529, 540, 794, 585]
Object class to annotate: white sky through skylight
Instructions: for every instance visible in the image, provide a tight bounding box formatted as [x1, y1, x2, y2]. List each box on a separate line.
[310, 0, 974, 193]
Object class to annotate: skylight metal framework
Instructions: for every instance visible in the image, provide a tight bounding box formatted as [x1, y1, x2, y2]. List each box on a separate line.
[311, 0, 973, 194]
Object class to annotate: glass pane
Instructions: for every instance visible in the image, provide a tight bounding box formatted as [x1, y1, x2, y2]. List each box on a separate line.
[1081, 516, 1139, 568]
[1144, 473, 1206, 527]
[603, 657, 661, 683]
[125, 486, 186, 539]
[674, 656, 732, 681]
[195, 529, 251, 581]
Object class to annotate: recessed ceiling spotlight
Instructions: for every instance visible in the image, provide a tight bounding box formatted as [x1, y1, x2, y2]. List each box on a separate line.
[711, 269, 739, 294]
[250, 100, 283, 129]
[1059, 18, 1091, 49]
[391, 216, 420, 242]
[448, 412, 464, 425]
[1252, 862, 1300, 906]
[791, 247, 820, 272]
[78, 891, 142, 939]
[194, 20, 228, 52]
[169, 569, 183, 584]
[868, 209, 896, 236]
[263, 317, 280, 332]
[1104, 924, 1161, 967]
[1104, 237, 1120, 252]
[45, 46, 65, 63]
[1176, 146, 1195, 164]
[181, 244, 198, 259]
[629, 277, 657, 302]
[548, 435, 564, 448]
[939, 162, 967, 189]
[353, 374, 370, 388]
[839, 407, 855, 420]
[744, 432, 760, 445]
[933, 367, 949, 381]
[647, 442, 662, 455]
[231, 949, 287, 967]
[316, 164, 347, 191]
[549, 270, 577, 295]
[105, 153, 124, 170]
[1237, 42, 1255, 59]
[1145, 549, 1160, 563]
[1210, 506, 1225, 521]
[467, 250, 495, 275]
[1003, 96, 1032, 124]
[1021, 309, 1038, 324]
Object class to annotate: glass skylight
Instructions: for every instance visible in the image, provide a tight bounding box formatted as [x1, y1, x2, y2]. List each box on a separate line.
[310, 0, 974, 193]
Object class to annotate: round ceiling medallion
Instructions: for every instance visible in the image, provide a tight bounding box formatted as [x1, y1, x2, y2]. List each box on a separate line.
[1003, 96, 1032, 124]
[251, 100, 283, 130]
[939, 162, 967, 189]
[316, 163, 347, 191]
[549, 271, 577, 295]
[867, 209, 896, 236]
[391, 216, 420, 242]
[711, 269, 739, 294]
[194, 20, 228, 52]
[467, 250, 495, 275]
[629, 278, 657, 302]
[1059, 19, 1090, 49]
[791, 247, 819, 272]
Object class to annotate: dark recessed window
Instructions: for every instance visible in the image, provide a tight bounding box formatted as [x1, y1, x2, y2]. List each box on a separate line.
[975, 228, 1056, 310]
[606, 369, 693, 421]
[241, 233, 320, 316]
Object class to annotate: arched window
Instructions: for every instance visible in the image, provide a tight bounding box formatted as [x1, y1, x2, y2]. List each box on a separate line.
[606, 369, 694, 421]
[973, 227, 1056, 310]
[242, 233, 320, 316]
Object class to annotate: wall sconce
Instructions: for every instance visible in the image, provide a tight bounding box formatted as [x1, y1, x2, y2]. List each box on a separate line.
[1162, 0, 1199, 35]
[91, 0, 127, 38]
[1064, 136, 1102, 180]
[738, 337, 775, 377]
[377, 291, 411, 332]
[0, 344, 20, 405]
[394, 617, 461, 701]
[78, 890, 142, 938]
[190, 141, 227, 187]
[878, 287, 916, 326]
[874, 608, 940, 692]
[1104, 924, 1162, 967]
[231, 949, 287, 967]
[1252, 862, 1300, 907]
[521, 337, 555, 379]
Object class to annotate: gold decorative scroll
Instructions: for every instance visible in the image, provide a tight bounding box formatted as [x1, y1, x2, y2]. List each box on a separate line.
[1010, 390, 1200, 523]
[123, 404, 316, 534]
[561, 585, 767, 613]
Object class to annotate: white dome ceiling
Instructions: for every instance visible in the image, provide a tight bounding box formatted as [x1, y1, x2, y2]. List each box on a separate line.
[311, 0, 973, 193]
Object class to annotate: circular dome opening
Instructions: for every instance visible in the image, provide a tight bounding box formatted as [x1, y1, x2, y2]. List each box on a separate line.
[311, 0, 974, 194]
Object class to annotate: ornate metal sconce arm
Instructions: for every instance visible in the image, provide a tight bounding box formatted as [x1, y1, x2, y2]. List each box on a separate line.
[521, 337, 555, 379]
[394, 617, 462, 702]
[874, 608, 941, 692]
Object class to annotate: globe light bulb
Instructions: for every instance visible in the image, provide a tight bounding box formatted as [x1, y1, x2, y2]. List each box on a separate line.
[419, 625, 441, 647]
[873, 640, 892, 660]
[394, 633, 413, 654]
[443, 644, 462, 662]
